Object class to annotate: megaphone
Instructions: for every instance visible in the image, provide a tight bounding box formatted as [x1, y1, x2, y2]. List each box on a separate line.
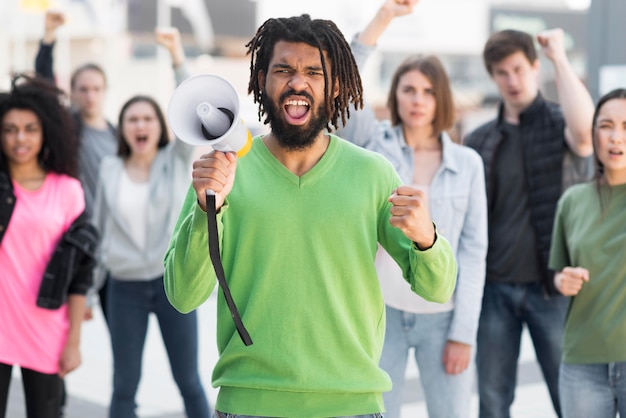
[169, 74, 255, 346]
[168, 74, 253, 157]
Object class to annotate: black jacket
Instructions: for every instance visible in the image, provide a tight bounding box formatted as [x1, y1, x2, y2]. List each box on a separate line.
[464, 94, 565, 295]
[0, 171, 15, 244]
[0, 171, 99, 309]
[37, 211, 99, 309]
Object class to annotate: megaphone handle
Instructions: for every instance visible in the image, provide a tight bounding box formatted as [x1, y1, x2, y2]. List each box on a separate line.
[205, 189, 253, 346]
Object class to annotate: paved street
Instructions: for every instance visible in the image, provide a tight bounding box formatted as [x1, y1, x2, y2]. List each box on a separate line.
[8, 291, 557, 418]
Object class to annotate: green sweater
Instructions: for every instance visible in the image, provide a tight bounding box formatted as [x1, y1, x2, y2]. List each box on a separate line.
[549, 182, 626, 364]
[164, 136, 457, 417]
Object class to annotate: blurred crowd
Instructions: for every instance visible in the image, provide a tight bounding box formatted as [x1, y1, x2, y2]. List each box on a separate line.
[1, 1, 625, 418]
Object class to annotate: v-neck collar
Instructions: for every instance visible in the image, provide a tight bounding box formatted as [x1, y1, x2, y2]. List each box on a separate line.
[254, 135, 339, 188]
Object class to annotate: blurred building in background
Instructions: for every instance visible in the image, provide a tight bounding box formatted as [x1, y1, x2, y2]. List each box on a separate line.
[587, 0, 626, 100]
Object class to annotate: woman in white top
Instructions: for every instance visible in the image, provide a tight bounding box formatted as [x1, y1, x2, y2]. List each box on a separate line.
[336, 1, 488, 417]
[92, 29, 211, 418]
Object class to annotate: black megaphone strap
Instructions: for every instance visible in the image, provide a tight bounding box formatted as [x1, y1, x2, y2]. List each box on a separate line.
[206, 190, 253, 346]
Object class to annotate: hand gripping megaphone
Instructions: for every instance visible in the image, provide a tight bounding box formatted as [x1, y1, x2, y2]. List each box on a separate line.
[168, 74, 254, 346]
[168, 74, 253, 157]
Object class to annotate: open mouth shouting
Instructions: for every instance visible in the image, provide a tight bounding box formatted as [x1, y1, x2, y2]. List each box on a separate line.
[608, 148, 624, 158]
[130, 134, 153, 153]
[284, 99, 310, 125]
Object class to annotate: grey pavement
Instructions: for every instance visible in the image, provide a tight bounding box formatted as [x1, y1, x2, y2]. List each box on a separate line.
[8, 291, 558, 418]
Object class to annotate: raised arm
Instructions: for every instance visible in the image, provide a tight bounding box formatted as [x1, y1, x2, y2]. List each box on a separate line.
[155, 26, 191, 83]
[537, 28, 594, 157]
[155, 26, 194, 160]
[357, 0, 419, 47]
[35, 10, 65, 82]
[335, 0, 418, 148]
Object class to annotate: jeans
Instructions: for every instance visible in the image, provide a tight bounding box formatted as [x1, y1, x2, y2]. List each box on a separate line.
[476, 282, 569, 418]
[0, 363, 63, 418]
[559, 362, 626, 418]
[107, 277, 211, 418]
[213, 413, 383, 418]
[379, 307, 473, 418]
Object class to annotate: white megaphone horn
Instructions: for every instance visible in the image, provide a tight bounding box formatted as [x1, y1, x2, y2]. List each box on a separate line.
[169, 75, 255, 346]
[168, 74, 253, 157]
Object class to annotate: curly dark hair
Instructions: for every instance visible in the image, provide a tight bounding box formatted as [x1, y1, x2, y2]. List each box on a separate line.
[116, 95, 170, 158]
[246, 14, 363, 130]
[0, 74, 78, 178]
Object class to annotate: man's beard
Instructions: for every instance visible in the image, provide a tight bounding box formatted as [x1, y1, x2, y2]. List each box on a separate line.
[262, 90, 329, 151]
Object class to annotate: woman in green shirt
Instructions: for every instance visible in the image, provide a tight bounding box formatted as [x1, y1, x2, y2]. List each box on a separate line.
[549, 88, 626, 418]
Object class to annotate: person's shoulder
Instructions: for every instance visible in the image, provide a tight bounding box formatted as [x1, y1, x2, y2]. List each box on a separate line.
[49, 172, 80, 185]
[49, 173, 83, 194]
[464, 118, 498, 147]
[100, 154, 121, 168]
[446, 136, 480, 157]
[49, 174, 86, 216]
[106, 120, 117, 135]
[536, 96, 564, 122]
[333, 134, 390, 164]
[333, 135, 398, 181]
[448, 141, 484, 167]
[560, 181, 595, 204]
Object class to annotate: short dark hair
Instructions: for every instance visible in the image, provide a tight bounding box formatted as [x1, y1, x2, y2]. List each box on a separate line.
[483, 30, 537, 75]
[0, 74, 78, 177]
[70, 63, 107, 90]
[245, 14, 363, 130]
[116, 96, 170, 158]
[387, 55, 455, 137]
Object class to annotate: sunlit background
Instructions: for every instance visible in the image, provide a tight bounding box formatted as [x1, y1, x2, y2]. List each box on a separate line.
[1, 0, 624, 139]
[2, 1, 625, 417]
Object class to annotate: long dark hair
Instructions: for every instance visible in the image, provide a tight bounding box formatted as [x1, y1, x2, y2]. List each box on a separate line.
[592, 88, 626, 182]
[591, 88, 626, 211]
[0, 74, 78, 178]
[246, 14, 363, 130]
[116, 95, 170, 158]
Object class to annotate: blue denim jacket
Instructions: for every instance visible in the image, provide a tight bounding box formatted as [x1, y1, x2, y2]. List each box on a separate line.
[334, 39, 488, 345]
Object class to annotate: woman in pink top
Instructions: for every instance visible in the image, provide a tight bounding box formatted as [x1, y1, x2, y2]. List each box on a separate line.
[0, 75, 86, 418]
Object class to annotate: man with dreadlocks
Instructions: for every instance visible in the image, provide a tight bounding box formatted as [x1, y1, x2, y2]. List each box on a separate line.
[164, 13, 457, 418]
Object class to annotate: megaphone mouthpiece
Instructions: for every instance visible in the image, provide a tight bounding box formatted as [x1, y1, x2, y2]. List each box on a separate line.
[168, 74, 253, 157]
[196, 102, 232, 138]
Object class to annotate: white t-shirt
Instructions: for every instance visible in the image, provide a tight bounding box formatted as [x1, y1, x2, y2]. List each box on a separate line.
[117, 169, 150, 251]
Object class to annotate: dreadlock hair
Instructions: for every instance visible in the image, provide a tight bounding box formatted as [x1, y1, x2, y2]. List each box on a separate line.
[0, 74, 78, 178]
[246, 14, 363, 130]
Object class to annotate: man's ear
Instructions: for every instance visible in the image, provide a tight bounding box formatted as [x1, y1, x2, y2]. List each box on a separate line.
[532, 58, 541, 72]
[332, 78, 339, 99]
[532, 59, 541, 83]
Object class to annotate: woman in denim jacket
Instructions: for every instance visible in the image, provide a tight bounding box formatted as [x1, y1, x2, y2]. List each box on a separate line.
[335, 1, 488, 417]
